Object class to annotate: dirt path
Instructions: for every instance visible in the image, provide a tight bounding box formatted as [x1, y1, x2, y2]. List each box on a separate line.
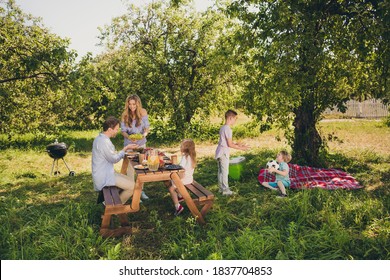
[162, 135, 284, 159]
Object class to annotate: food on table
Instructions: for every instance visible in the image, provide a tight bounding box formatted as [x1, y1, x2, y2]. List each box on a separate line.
[125, 151, 139, 157]
[134, 164, 147, 170]
[128, 133, 143, 141]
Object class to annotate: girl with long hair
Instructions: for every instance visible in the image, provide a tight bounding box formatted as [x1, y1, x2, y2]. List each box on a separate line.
[121, 94, 150, 200]
[168, 139, 197, 216]
[121, 94, 150, 148]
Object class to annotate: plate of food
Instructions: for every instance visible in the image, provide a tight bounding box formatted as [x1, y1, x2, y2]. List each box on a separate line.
[125, 151, 139, 158]
[128, 133, 143, 142]
[165, 164, 182, 170]
[134, 164, 148, 170]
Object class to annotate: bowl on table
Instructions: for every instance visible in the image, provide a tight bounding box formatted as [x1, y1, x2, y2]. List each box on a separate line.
[125, 151, 139, 160]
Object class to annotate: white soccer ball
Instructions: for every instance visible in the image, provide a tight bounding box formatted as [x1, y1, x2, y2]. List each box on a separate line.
[266, 160, 279, 170]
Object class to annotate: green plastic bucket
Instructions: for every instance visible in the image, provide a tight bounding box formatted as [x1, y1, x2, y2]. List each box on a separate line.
[229, 156, 245, 180]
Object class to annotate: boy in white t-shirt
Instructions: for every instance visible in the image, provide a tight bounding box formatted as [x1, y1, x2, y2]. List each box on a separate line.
[215, 110, 249, 196]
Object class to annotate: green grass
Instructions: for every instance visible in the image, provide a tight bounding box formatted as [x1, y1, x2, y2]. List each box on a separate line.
[0, 120, 389, 260]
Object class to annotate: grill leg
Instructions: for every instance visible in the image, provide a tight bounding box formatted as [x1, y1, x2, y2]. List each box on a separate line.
[51, 159, 57, 176]
[61, 158, 72, 172]
[55, 159, 60, 175]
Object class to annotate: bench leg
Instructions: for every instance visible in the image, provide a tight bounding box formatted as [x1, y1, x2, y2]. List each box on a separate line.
[100, 213, 132, 237]
[171, 173, 205, 224]
[117, 213, 130, 227]
[100, 226, 133, 238]
[193, 200, 214, 218]
[101, 214, 111, 230]
[200, 201, 213, 217]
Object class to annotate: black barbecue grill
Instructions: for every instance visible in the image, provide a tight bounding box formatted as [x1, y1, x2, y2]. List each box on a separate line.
[46, 139, 75, 176]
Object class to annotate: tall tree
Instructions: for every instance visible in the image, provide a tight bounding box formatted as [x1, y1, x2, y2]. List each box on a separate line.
[0, 0, 76, 135]
[229, 0, 389, 165]
[98, 0, 241, 137]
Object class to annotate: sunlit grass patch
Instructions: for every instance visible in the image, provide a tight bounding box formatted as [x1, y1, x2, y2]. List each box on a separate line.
[0, 119, 389, 260]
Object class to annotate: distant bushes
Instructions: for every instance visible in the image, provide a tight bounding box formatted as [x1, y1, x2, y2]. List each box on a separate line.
[384, 116, 390, 127]
[147, 118, 259, 145]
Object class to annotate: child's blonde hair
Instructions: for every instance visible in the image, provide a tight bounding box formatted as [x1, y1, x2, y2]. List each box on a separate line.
[279, 150, 292, 163]
[181, 139, 197, 168]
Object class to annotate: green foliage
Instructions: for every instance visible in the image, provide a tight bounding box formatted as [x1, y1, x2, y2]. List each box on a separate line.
[0, 0, 77, 135]
[0, 129, 98, 151]
[147, 116, 254, 144]
[102, 243, 122, 260]
[228, 0, 390, 165]
[141, 114, 222, 144]
[83, 0, 243, 137]
[0, 198, 112, 259]
[384, 115, 390, 127]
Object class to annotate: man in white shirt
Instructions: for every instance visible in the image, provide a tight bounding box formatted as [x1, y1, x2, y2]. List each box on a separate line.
[92, 116, 138, 204]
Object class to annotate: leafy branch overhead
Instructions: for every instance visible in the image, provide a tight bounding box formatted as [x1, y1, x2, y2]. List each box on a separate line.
[95, 0, 243, 137]
[0, 0, 389, 166]
[0, 0, 76, 134]
[228, 0, 389, 165]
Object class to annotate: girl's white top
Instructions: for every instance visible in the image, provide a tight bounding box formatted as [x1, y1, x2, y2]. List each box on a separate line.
[179, 154, 195, 185]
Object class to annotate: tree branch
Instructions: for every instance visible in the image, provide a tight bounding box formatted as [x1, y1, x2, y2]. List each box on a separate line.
[0, 72, 52, 83]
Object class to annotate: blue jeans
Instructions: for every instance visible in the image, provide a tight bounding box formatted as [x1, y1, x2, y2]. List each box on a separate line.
[268, 180, 291, 188]
[217, 154, 230, 192]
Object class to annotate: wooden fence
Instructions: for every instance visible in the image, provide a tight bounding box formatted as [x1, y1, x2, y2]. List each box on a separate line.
[324, 99, 389, 118]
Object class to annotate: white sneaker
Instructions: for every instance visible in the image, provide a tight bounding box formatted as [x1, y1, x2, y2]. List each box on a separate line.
[141, 191, 149, 200]
[222, 190, 235, 196]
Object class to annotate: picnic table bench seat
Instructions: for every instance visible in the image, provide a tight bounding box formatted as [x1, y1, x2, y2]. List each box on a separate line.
[97, 186, 133, 238]
[184, 180, 214, 218]
[96, 180, 214, 237]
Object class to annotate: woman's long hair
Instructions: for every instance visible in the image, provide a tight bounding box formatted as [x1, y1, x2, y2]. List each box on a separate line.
[181, 139, 197, 168]
[122, 94, 143, 128]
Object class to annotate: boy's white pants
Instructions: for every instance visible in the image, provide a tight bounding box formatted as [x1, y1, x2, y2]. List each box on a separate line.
[217, 153, 230, 192]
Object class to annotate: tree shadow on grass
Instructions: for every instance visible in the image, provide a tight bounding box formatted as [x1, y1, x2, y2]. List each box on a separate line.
[2, 147, 388, 259]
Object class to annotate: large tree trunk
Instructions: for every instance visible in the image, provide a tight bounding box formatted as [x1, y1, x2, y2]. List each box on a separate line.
[292, 104, 323, 167]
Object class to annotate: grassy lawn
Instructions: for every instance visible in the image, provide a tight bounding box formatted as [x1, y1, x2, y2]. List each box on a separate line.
[0, 119, 389, 260]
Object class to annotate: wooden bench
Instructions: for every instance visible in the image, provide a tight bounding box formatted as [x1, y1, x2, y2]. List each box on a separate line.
[184, 181, 214, 219]
[97, 186, 133, 238]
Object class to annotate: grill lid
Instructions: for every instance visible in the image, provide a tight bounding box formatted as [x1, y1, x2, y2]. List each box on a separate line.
[46, 139, 68, 159]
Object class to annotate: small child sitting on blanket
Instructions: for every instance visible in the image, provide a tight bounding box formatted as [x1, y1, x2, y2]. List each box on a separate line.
[261, 150, 292, 198]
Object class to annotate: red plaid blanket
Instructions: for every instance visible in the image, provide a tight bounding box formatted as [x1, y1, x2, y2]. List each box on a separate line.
[258, 164, 363, 190]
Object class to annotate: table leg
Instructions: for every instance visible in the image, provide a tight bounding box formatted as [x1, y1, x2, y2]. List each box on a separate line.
[130, 178, 143, 212]
[171, 172, 205, 224]
[121, 156, 129, 175]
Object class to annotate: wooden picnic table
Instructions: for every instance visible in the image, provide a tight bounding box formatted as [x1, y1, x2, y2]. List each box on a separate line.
[120, 153, 207, 224]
